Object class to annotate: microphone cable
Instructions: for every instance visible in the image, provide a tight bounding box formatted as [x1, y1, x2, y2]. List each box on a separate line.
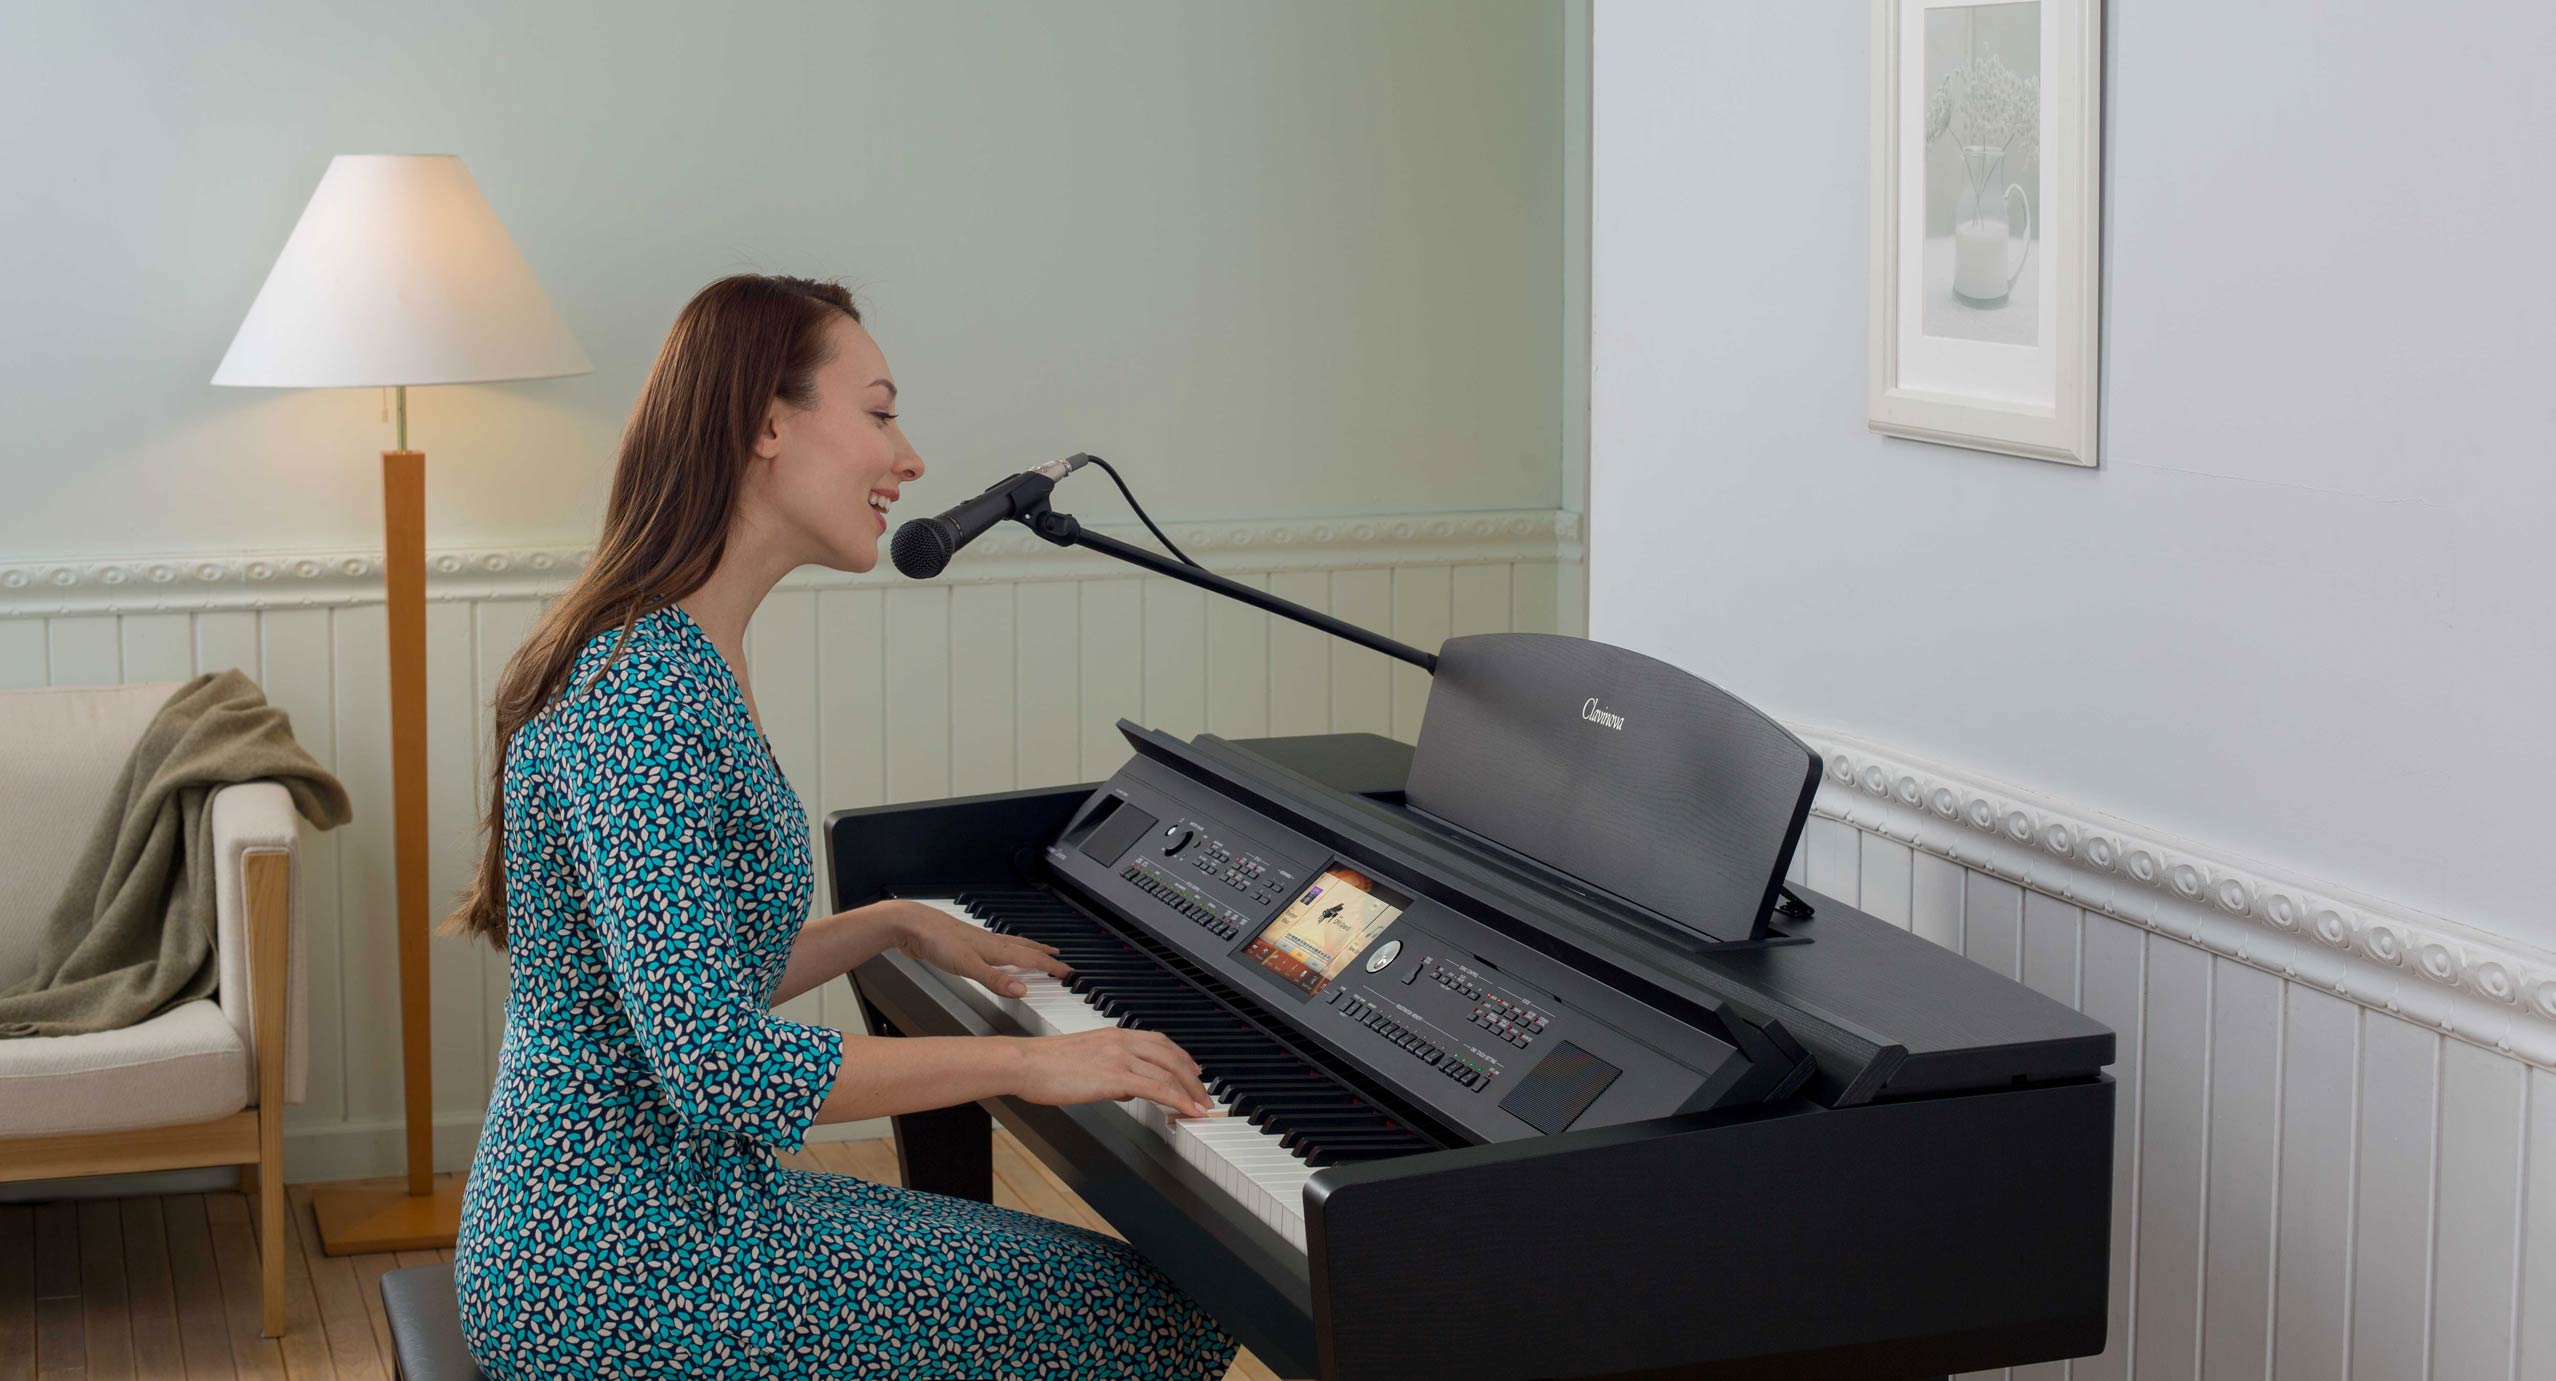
[1082, 454, 1199, 570]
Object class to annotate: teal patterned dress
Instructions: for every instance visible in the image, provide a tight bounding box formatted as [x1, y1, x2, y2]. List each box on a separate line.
[453, 604, 1236, 1380]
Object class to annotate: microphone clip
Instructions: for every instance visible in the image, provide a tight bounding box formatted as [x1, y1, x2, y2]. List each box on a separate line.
[1023, 507, 1080, 547]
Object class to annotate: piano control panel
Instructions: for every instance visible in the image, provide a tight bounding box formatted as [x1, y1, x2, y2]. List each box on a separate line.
[1154, 818, 1299, 911]
[1051, 764, 1749, 1143]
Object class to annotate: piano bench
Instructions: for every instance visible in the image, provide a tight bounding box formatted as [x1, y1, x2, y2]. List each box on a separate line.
[379, 1263, 490, 1381]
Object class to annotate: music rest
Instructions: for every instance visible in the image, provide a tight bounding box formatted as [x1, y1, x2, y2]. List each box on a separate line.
[1406, 634, 1822, 945]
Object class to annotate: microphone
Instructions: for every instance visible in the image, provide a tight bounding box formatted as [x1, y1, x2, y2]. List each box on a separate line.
[889, 454, 1092, 579]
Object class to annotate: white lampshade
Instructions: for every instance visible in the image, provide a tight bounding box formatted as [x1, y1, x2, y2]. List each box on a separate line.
[212, 154, 591, 389]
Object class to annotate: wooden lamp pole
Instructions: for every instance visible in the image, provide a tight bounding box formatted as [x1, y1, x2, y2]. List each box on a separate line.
[307, 390, 455, 1250]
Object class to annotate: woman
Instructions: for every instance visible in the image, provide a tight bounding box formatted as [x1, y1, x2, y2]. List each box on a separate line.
[447, 274, 1239, 1381]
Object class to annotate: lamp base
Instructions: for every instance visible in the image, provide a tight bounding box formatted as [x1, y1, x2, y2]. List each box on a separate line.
[309, 1174, 466, 1256]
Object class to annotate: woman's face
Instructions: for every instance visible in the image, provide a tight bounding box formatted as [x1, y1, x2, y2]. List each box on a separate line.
[747, 314, 924, 574]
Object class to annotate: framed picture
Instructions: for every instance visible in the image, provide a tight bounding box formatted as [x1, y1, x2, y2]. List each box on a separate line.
[1869, 0, 2102, 466]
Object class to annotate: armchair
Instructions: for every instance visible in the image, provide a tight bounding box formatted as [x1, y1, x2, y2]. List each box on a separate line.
[0, 679, 308, 1337]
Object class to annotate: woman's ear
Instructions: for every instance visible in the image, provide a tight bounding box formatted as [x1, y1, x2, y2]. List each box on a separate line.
[751, 399, 787, 462]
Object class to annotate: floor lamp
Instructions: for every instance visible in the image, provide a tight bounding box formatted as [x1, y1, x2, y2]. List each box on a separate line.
[213, 154, 590, 1254]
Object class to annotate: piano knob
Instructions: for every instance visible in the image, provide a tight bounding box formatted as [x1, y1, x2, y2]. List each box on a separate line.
[1162, 826, 1197, 857]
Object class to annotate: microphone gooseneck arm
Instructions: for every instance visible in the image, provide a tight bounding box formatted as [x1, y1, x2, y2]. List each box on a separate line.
[1025, 507, 1440, 675]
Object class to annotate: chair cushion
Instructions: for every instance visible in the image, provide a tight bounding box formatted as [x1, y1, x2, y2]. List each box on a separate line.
[0, 681, 187, 987]
[381, 1263, 492, 1381]
[0, 997, 246, 1137]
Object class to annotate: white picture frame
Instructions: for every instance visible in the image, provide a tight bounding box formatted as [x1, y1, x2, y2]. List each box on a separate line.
[1869, 0, 2102, 466]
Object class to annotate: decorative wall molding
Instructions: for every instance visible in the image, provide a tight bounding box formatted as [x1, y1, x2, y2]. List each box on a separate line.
[1801, 725, 2556, 1070]
[0, 509, 1585, 617]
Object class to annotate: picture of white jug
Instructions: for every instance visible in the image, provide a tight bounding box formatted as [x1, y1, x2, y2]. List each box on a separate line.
[1952, 145, 2032, 305]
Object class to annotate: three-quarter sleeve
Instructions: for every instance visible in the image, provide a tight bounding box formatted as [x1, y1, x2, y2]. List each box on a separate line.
[562, 653, 845, 1152]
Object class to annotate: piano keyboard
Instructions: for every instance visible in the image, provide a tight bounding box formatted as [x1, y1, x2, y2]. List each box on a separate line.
[900, 889, 1440, 1251]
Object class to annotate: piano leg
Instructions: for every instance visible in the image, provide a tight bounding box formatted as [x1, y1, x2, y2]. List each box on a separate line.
[859, 990, 995, 1202]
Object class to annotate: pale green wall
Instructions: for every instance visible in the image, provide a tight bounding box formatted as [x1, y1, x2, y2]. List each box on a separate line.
[0, 0, 1568, 561]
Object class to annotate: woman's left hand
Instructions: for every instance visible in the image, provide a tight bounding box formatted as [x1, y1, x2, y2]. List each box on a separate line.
[890, 901, 1071, 998]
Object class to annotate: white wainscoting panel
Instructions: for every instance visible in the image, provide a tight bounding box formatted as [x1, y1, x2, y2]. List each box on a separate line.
[0, 510, 1582, 1191]
[1802, 728, 2556, 1381]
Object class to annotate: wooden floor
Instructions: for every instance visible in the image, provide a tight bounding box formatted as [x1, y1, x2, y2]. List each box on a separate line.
[0, 1133, 1287, 1380]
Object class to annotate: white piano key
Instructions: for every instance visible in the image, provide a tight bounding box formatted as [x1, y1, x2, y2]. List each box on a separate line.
[903, 895, 1313, 1246]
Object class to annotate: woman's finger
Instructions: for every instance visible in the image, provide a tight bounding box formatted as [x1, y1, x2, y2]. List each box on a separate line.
[1133, 1068, 1213, 1118]
[969, 956, 1029, 998]
[1000, 939, 1071, 978]
[1128, 1043, 1214, 1109]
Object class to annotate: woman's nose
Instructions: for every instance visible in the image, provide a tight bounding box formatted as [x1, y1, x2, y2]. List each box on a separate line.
[897, 445, 924, 482]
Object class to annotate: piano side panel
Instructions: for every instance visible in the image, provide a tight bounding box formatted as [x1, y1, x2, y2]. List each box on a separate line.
[1308, 1082, 2115, 1381]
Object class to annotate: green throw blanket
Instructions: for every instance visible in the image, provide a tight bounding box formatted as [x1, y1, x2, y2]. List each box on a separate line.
[0, 670, 352, 1039]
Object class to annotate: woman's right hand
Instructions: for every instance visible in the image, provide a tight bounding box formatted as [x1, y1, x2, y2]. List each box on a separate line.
[1012, 1029, 1216, 1119]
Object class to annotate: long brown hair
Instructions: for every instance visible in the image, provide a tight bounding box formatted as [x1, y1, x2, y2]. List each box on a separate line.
[442, 274, 862, 948]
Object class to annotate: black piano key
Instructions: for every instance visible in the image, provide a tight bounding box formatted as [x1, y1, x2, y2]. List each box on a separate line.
[1206, 1070, 1326, 1095]
[1258, 1104, 1394, 1130]
[1291, 1131, 1421, 1159]
[1244, 1099, 1383, 1130]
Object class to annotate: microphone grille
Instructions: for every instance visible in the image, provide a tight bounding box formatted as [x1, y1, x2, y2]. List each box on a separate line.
[889, 517, 957, 579]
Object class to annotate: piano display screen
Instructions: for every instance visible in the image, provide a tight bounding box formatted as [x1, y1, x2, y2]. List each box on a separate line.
[1242, 865, 1408, 998]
